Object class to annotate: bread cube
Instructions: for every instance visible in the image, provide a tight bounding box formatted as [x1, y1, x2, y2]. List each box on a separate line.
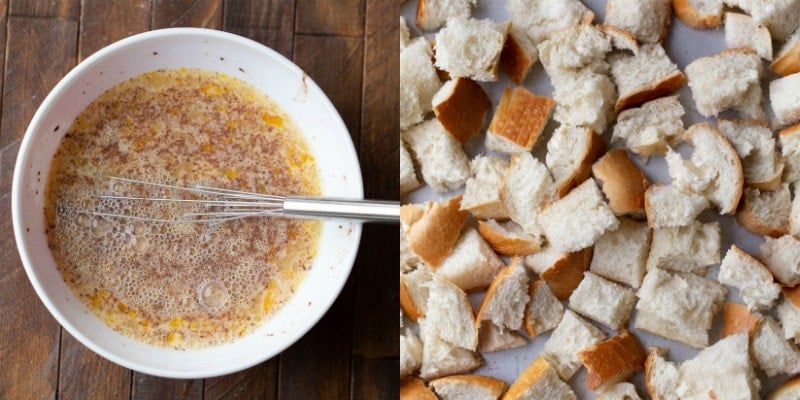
[569, 272, 637, 329]
[718, 245, 781, 311]
[402, 119, 470, 193]
[542, 310, 606, 380]
[635, 268, 727, 347]
[589, 218, 651, 288]
[434, 18, 508, 82]
[537, 179, 619, 252]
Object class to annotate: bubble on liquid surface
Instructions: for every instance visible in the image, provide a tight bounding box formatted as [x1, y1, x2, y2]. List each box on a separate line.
[90, 216, 114, 235]
[76, 213, 91, 228]
[198, 280, 229, 310]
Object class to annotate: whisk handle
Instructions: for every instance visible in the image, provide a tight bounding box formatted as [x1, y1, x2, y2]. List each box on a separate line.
[283, 197, 399, 223]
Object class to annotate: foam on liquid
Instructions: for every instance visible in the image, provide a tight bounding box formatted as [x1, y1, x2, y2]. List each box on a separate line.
[44, 68, 321, 349]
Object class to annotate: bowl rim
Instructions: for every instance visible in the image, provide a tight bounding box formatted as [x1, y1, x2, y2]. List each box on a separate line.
[11, 27, 364, 378]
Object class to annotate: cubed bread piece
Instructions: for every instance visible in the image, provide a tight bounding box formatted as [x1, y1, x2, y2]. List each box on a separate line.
[549, 68, 617, 134]
[419, 317, 484, 380]
[569, 272, 637, 329]
[400, 39, 443, 130]
[722, 302, 761, 338]
[478, 322, 528, 353]
[400, 269, 433, 321]
[645, 184, 709, 228]
[402, 119, 470, 193]
[400, 377, 437, 400]
[752, 316, 800, 377]
[644, 351, 681, 400]
[718, 245, 781, 311]
[524, 244, 564, 275]
[635, 267, 727, 347]
[424, 277, 479, 350]
[780, 123, 800, 183]
[524, 245, 593, 300]
[579, 330, 647, 390]
[672, 0, 723, 29]
[676, 333, 760, 399]
[725, 12, 773, 60]
[500, 26, 539, 84]
[537, 179, 619, 252]
[400, 228, 420, 273]
[461, 155, 510, 220]
[432, 77, 491, 144]
[792, 181, 800, 236]
[770, 72, 800, 128]
[502, 152, 556, 236]
[770, 376, 800, 400]
[736, 185, 791, 237]
[718, 118, 783, 190]
[604, 0, 671, 43]
[596, 25, 640, 54]
[403, 196, 467, 268]
[685, 48, 764, 119]
[779, 286, 800, 344]
[671, 123, 744, 214]
[542, 310, 607, 380]
[505, 0, 594, 45]
[524, 280, 564, 337]
[476, 259, 529, 332]
[609, 43, 686, 112]
[598, 382, 642, 400]
[401, 329, 424, 377]
[477, 219, 540, 256]
[771, 29, 800, 76]
[546, 125, 606, 198]
[429, 375, 506, 400]
[503, 357, 578, 400]
[727, 0, 800, 40]
[592, 149, 650, 218]
[486, 86, 556, 155]
[646, 220, 721, 274]
[434, 18, 508, 82]
[400, 139, 421, 196]
[611, 95, 685, 156]
[589, 218, 651, 288]
[436, 228, 505, 292]
[416, 0, 476, 31]
[759, 234, 800, 286]
[538, 24, 612, 75]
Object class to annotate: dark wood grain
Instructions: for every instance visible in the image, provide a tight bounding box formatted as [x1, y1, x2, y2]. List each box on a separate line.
[9, 0, 79, 20]
[204, 359, 278, 399]
[79, 0, 151, 60]
[350, 1, 399, 398]
[295, 0, 365, 36]
[0, 17, 78, 149]
[152, 0, 222, 29]
[223, 0, 295, 58]
[58, 333, 132, 400]
[0, 18, 78, 397]
[132, 374, 203, 400]
[0, 140, 62, 400]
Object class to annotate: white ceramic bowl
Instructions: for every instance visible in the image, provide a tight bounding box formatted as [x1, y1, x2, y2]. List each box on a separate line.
[11, 28, 363, 378]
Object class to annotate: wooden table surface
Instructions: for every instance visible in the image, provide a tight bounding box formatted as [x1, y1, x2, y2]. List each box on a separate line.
[0, 0, 399, 399]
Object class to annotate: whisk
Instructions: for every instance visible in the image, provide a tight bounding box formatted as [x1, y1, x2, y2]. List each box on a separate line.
[92, 177, 399, 224]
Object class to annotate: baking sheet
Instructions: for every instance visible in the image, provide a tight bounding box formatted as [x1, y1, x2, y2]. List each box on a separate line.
[401, 0, 793, 397]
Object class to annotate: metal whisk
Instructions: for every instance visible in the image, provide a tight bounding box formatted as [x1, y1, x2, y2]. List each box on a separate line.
[93, 177, 399, 224]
